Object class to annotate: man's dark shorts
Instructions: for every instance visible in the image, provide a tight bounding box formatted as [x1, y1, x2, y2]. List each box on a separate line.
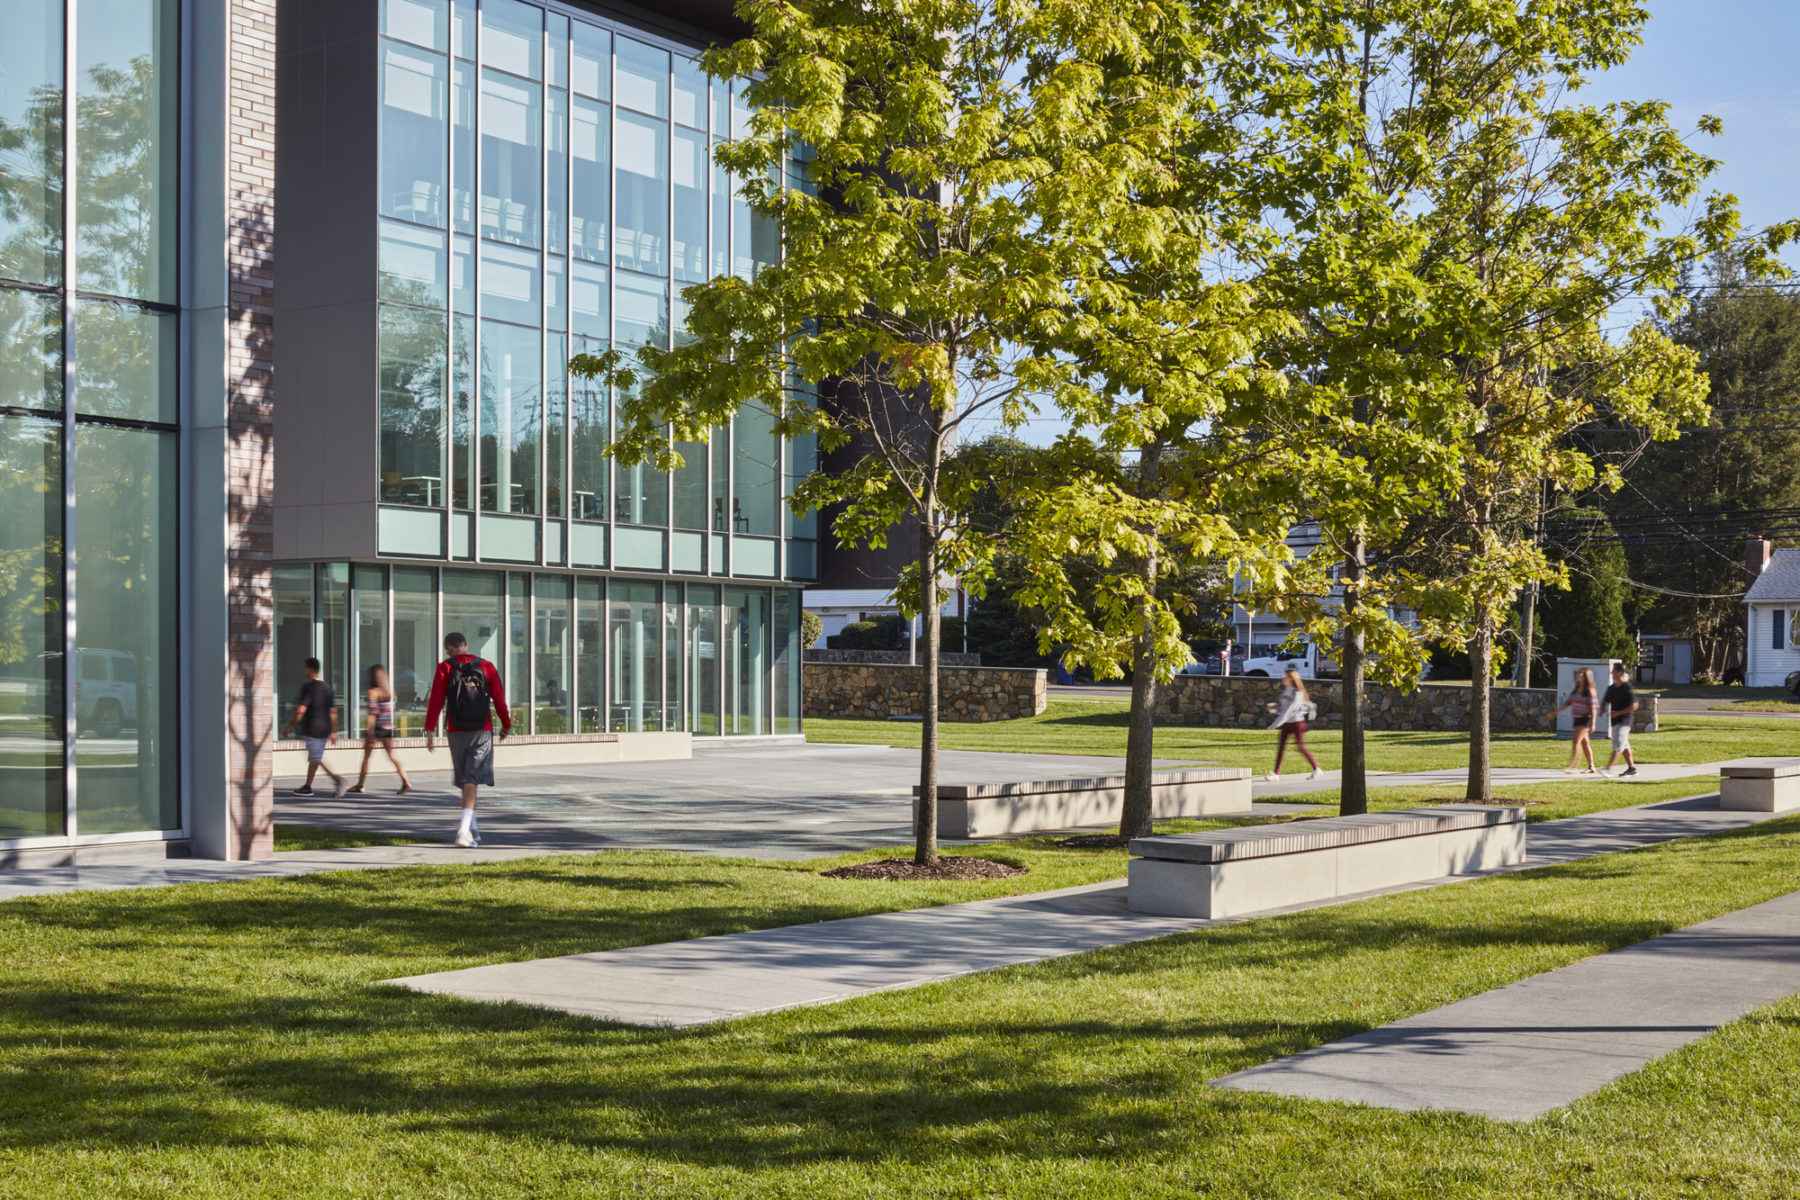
[447, 730, 495, 787]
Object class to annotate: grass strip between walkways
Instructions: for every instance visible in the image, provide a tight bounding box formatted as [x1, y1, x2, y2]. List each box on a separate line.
[4, 807, 1800, 1197]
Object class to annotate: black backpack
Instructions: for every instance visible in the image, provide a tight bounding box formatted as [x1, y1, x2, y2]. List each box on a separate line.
[445, 658, 491, 729]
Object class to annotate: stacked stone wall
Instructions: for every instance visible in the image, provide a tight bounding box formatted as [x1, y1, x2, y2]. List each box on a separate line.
[1154, 676, 1657, 734]
[804, 663, 1045, 722]
[804, 649, 983, 667]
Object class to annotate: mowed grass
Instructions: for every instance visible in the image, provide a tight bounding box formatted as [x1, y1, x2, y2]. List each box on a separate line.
[273, 825, 444, 852]
[4, 818, 1800, 1197]
[808, 699, 1800, 774]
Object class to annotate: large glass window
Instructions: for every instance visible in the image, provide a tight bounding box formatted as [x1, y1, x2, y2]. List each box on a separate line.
[480, 0, 542, 80]
[74, 427, 178, 834]
[615, 38, 669, 118]
[381, 220, 449, 306]
[772, 588, 801, 734]
[452, 60, 475, 233]
[571, 23, 611, 101]
[479, 320, 542, 515]
[384, 0, 449, 52]
[0, 4, 62, 288]
[576, 576, 603, 732]
[570, 337, 609, 522]
[687, 584, 719, 735]
[672, 57, 706, 129]
[76, 0, 178, 303]
[380, 42, 450, 228]
[316, 562, 351, 728]
[673, 437, 708, 530]
[615, 270, 667, 349]
[547, 89, 569, 255]
[480, 69, 543, 247]
[616, 111, 668, 275]
[722, 586, 768, 735]
[734, 401, 780, 535]
[0, 289, 62, 411]
[379, 303, 447, 506]
[570, 96, 610, 261]
[571, 260, 608, 338]
[546, 332, 567, 518]
[391, 566, 436, 735]
[534, 575, 572, 732]
[479, 240, 541, 325]
[507, 573, 529, 730]
[673, 128, 708, 283]
[73, 301, 177, 424]
[0, 415, 63, 838]
[664, 586, 683, 731]
[452, 314, 475, 509]
[609, 580, 660, 731]
[273, 565, 313, 736]
[441, 568, 503, 664]
[353, 565, 389, 731]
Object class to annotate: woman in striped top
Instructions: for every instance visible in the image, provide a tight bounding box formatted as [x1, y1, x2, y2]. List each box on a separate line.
[347, 664, 413, 795]
[1553, 667, 1600, 775]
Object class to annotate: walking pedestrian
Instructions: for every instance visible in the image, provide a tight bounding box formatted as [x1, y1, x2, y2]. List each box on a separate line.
[423, 632, 512, 847]
[1265, 667, 1323, 782]
[280, 657, 347, 797]
[1602, 664, 1639, 777]
[1552, 667, 1600, 775]
[345, 664, 413, 795]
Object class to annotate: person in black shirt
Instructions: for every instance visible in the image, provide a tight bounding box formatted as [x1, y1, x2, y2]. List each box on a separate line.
[1601, 664, 1638, 778]
[280, 656, 347, 797]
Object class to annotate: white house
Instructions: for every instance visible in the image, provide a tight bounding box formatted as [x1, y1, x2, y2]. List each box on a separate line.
[802, 587, 967, 648]
[1743, 541, 1800, 686]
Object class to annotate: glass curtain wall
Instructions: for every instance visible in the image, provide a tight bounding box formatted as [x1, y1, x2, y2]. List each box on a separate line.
[391, 566, 437, 733]
[0, 0, 180, 843]
[375, 0, 809, 581]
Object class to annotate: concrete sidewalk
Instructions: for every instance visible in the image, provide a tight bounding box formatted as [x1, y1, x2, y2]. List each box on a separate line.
[1215, 888, 1800, 1120]
[385, 791, 1792, 1028]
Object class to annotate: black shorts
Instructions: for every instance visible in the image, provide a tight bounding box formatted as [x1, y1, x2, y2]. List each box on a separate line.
[365, 727, 394, 742]
[1572, 717, 1590, 729]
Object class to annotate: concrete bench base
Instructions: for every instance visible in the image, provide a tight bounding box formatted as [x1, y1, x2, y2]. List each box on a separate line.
[1127, 806, 1526, 919]
[916, 768, 1252, 838]
[1717, 758, 1800, 813]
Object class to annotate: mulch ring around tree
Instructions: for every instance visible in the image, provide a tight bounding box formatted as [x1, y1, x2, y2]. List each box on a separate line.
[1055, 833, 1131, 850]
[821, 856, 1026, 881]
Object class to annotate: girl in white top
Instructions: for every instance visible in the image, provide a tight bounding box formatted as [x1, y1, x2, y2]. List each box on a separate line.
[1266, 668, 1323, 781]
[346, 663, 413, 795]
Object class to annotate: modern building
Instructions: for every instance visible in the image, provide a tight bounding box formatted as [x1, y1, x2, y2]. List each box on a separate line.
[1, 0, 820, 868]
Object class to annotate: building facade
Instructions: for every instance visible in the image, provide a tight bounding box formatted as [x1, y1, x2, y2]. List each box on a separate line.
[1, 0, 816, 867]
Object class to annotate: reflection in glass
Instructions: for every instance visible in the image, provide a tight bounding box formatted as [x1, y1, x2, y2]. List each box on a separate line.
[380, 42, 449, 228]
[0, 2, 62, 288]
[722, 586, 768, 735]
[672, 57, 705, 129]
[785, 427, 820, 538]
[379, 304, 446, 506]
[452, 314, 475, 508]
[451, 0, 475, 59]
[615, 270, 667, 349]
[571, 97, 610, 261]
[535, 575, 572, 732]
[571, 22, 611, 101]
[570, 335, 609, 522]
[547, 89, 569, 254]
[452, 60, 475, 233]
[442, 568, 503, 663]
[687, 584, 719, 735]
[479, 320, 541, 515]
[76, 0, 177, 303]
[733, 401, 779, 535]
[615, 110, 668, 274]
[383, 0, 449, 51]
[74, 426, 178, 833]
[480, 69, 543, 247]
[664, 585, 683, 731]
[353, 564, 389, 731]
[673, 128, 708, 283]
[380, 219, 449, 306]
[615, 37, 669, 118]
[0, 287, 61, 411]
[74, 300, 176, 424]
[546, 332, 567, 518]
[273, 564, 312, 735]
[480, 0, 542, 80]
[772, 588, 801, 734]
[478, 240, 541, 325]
[392, 566, 436, 735]
[576, 576, 603, 732]
[711, 422, 729, 532]
[609, 580, 661, 731]
[508, 573, 529, 731]
[547, 11, 569, 90]
[452, 234, 473, 312]
[571, 260, 608, 339]
[316, 562, 350, 720]
[673, 437, 708, 530]
[0, 414, 63, 837]
[614, 377, 667, 528]
[712, 160, 731, 279]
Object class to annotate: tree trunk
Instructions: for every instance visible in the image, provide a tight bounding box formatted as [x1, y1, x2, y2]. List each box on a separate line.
[1339, 530, 1368, 816]
[1121, 442, 1165, 839]
[1466, 613, 1493, 802]
[915, 497, 941, 867]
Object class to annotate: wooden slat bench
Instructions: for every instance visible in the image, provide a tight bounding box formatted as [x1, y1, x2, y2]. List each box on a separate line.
[914, 767, 1252, 838]
[1127, 805, 1527, 919]
[1717, 758, 1800, 813]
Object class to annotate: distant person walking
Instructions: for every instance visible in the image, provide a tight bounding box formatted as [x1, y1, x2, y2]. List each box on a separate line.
[1265, 668, 1322, 782]
[345, 664, 413, 795]
[1553, 667, 1600, 775]
[281, 657, 346, 797]
[424, 632, 512, 847]
[1602, 664, 1639, 777]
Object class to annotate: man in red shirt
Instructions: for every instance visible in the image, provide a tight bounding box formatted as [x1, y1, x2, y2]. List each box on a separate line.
[424, 631, 512, 847]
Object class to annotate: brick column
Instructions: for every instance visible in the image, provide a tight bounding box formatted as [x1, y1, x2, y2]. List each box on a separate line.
[225, 0, 277, 858]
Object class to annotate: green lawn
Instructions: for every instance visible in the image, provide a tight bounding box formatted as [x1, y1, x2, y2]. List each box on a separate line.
[273, 824, 443, 852]
[1710, 700, 1800, 713]
[5, 818, 1800, 1197]
[807, 700, 1799, 774]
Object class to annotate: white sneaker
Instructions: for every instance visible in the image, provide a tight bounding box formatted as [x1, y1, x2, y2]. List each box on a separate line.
[1264, 772, 1280, 782]
[333, 779, 348, 798]
[1308, 769, 1324, 781]
[455, 830, 475, 848]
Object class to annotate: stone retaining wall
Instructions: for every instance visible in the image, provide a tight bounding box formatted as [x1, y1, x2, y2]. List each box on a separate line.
[805, 649, 983, 667]
[1153, 676, 1658, 733]
[804, 663, 1045, 722]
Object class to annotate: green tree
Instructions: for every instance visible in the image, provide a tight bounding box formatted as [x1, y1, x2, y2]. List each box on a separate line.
[1536, 513, 1637, 672]
[579, 0, 1217, 864]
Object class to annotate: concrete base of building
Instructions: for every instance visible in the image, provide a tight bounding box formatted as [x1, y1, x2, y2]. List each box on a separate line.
[1127, 807, 1526, 919]
[1, 837, 193, 870]
[273, 731, 693, 777]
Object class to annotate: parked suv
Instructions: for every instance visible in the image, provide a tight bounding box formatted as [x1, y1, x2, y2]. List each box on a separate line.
[40, 650, 140, 737]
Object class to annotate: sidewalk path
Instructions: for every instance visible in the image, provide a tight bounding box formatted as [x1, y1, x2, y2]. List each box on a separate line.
[1214, 888, 1800, 1120]
[385, 791, 1791, 1028]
